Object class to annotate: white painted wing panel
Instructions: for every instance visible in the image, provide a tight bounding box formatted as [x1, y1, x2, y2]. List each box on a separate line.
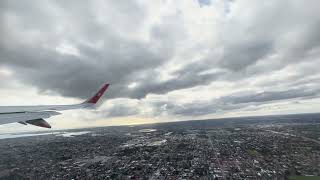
[0, 104, 92, 114]
[0, 111, 61, 125]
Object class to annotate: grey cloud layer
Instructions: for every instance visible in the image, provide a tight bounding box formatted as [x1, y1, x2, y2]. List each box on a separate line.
[149, 87, 320, 117]
[1, 0, 320, 118]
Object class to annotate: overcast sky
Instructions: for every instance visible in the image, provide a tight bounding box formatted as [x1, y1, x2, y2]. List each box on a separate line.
[1, 0, 320, 133]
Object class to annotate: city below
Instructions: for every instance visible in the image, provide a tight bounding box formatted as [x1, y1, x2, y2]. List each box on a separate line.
[0, 113, 319, 179]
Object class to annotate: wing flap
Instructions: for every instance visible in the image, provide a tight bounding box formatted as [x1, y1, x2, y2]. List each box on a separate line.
[26, 119, 51, 128]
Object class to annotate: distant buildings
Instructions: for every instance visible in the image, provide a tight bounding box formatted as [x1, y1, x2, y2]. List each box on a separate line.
[0, 119, 319, 179]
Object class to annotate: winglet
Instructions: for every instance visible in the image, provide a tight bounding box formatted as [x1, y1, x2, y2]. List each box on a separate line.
[85, 83, 109, 104]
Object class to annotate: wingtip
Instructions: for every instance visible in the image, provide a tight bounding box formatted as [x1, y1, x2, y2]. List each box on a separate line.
[85, 83, 110, 104]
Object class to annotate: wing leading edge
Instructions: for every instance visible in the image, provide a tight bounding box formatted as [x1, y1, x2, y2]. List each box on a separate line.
[0, 83, 109, 128]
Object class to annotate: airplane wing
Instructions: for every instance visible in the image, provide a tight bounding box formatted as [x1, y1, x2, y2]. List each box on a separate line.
[0, 83, 109, 128]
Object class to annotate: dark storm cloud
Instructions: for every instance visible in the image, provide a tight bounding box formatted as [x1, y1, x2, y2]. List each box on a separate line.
[215, 1, 320, 73]
[0, 37, 171, 99]
[218, 40, 273, 71]
[0, 0, 176, 99]
[128, 62, 226, 98]
[283, 22, 320, 62]
[1, 0, 208, 100]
